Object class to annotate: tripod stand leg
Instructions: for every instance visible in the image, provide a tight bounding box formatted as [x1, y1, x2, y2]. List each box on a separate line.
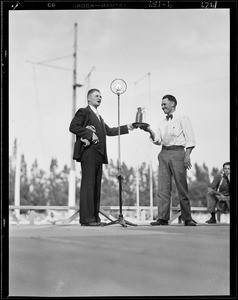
[61, 209, 114, 225]
[124, 219, 137, 226]
[119, 219, 127, 227]
[99, 210, 114, 222]
[61, 211, 79, 225]
[105, 214, 137, 227]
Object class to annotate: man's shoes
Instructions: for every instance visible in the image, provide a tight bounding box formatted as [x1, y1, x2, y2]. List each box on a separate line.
[205, 217, 216, 224]
[81, 222, 101, 226]
[150, 219, 169, 226]
[184, 220, 197, 226]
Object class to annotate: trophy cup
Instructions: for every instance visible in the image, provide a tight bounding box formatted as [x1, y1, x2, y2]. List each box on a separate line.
[132, 107, 149, 128]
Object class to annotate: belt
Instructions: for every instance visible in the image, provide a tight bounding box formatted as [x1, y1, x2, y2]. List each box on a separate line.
[162, 145, 184, 150]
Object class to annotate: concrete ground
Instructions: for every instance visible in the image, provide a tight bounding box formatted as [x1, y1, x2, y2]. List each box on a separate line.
[9, 222, 230, 297]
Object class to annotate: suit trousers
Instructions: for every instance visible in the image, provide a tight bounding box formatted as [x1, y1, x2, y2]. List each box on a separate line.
[80, 147, 103, 224]
[157, 148, 192, 221]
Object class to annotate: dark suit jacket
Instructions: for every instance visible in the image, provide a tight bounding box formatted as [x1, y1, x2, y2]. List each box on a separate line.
[69, 106, 129, 164]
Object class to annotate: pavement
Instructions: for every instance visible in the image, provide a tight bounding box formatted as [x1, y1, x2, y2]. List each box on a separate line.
[9, 221, 230, 297]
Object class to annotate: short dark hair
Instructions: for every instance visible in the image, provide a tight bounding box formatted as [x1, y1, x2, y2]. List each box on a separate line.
[87, 89, 100, 99]
[162, 94, 177, 107]
[223, 162, 230, 168]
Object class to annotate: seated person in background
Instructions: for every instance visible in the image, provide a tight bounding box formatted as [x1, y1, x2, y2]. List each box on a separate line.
[205, 162, 230, 224]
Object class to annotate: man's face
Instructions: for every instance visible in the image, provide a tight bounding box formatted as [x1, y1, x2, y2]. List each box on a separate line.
[223, 164, 230, 176]
[161, 98, 174, 115]
[88, 91, 102, 108]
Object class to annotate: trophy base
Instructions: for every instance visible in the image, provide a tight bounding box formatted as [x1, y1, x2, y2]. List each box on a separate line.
[132, 122, 150, 128]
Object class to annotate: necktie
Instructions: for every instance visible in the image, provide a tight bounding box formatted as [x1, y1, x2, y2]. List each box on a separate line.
[95, 110, 101, 121]
[223, 174, 230, 192]
[166, 114, 173, 121]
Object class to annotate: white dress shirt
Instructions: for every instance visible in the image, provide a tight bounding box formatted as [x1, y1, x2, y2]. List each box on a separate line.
[152, 110, 196, 148]
[89, 105, 101, 121]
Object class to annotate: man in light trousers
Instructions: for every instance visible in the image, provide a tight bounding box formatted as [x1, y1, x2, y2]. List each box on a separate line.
[140, 94, 197, 226]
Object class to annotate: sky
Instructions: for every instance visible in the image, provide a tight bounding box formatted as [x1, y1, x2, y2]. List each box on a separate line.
[9, 8, 230, 177]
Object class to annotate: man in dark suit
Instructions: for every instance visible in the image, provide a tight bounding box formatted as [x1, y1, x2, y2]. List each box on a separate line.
[69, 88, 134, 226]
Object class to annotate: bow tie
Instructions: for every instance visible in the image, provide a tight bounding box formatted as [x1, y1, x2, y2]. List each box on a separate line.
[166, 114, 173, 120]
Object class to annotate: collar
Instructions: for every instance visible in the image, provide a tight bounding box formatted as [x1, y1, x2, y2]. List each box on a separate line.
[89, 105, 99, 115]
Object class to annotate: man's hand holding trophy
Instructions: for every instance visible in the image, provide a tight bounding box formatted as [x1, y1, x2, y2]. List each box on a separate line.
[132, 107, 155, 139]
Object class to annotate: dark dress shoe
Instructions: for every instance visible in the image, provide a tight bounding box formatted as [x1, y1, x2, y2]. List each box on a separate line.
[150, 219, 169, 226]
[184, 220, 197, 226]
[81, 222, 101, 226]
[205, 217, 216, 224]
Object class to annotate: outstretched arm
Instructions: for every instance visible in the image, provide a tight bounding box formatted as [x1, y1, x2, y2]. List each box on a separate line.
[139, 125, 160, 144]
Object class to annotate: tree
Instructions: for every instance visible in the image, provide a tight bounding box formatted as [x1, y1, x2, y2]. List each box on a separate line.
[20, 154, 29, 205]
[28, 159, 47, 206]
[194, 163, 210, 183]
[121, 162, 136, 206]
[46, 158, 68, 206]
[9, 138, 219, 212]
[76, 172, 81, 206]
[58, 164, 70, 206]
[188, 163, 210, 206]
[9, 139, 17, 204]
[9, 155, 15, 205]
[211, 167, 220, 179]
[137, 162, 156, 206]
[101, 159, 118, 206]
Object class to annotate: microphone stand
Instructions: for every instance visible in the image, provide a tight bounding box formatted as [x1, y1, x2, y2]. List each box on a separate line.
[105, 93, 137, 227]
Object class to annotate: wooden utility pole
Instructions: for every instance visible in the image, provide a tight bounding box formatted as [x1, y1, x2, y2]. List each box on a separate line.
[136, 165, 140, 220]
[71, 23, 77, 171]
[68, 23, 82, 212]
[148, 72, 153, 220]
[85, 66, 95, 104]
[14, 138, 21, 219]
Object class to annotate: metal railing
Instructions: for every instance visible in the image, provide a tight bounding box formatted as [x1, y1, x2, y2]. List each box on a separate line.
[9, 205, 156, 224]
[8, 205, 218, 225]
